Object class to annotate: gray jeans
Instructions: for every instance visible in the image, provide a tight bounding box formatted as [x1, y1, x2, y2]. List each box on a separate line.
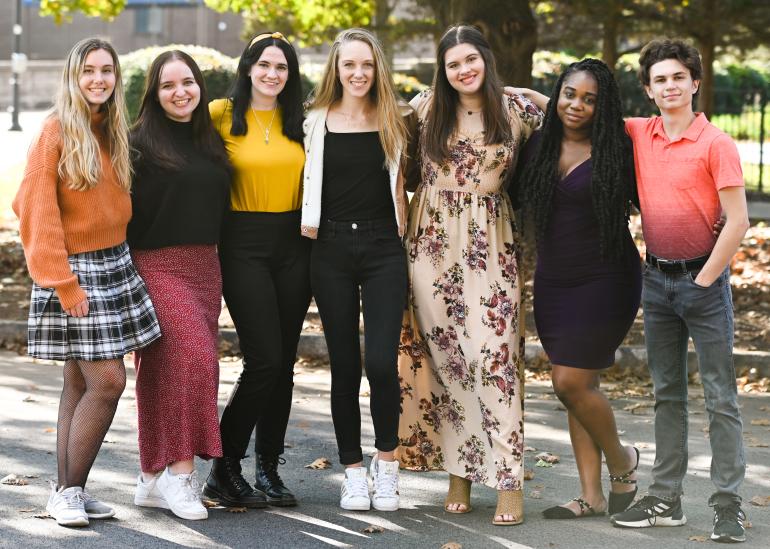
[642, 263, 744, 504]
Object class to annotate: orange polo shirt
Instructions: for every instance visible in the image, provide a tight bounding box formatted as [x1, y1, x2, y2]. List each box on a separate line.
[626, 114, 744, 260]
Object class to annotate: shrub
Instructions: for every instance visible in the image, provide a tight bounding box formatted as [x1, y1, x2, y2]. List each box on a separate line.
[120, 45, 237, 122]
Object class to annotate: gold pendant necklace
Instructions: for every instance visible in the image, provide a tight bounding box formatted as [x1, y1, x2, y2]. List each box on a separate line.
[251, 104, 278, 144]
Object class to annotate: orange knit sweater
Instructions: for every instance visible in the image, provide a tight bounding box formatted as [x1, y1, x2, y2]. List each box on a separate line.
[13, 114, 131, 309]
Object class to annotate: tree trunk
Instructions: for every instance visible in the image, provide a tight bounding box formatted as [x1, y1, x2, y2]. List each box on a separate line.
[373, 0, 395, 66]
[460, 0, 537, 87]
[601, 0, 620, 71]
[696, 37, 715, 119]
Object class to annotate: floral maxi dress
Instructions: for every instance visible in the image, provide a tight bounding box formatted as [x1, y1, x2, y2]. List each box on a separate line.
[397, 90, 542, 490]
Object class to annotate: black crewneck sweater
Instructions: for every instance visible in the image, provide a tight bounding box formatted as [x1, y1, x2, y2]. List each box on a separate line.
[128, 118, 230, 250]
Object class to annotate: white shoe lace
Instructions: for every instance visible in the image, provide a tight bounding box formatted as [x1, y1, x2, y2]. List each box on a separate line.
[374, 469, 398, 498]
[343, 474, 369, 499]
[178, 472, 203, 503]
[61, 489, 87, 509]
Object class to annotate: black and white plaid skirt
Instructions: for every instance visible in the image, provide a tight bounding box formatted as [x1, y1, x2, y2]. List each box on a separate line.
[27, 242, 162, 361]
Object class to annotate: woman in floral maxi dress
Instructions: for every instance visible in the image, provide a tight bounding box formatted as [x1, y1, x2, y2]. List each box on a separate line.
[397, 26, 542, 525]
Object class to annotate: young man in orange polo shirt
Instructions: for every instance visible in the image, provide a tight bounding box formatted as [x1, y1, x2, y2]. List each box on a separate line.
[610, 39, 750, 543]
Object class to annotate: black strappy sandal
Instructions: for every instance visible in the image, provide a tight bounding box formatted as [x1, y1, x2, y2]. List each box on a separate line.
[608, 446, 640, 515]
[542, 497, 605, 519]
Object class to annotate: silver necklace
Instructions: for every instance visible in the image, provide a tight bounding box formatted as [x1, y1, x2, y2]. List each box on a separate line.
[251, 105, 278, 144]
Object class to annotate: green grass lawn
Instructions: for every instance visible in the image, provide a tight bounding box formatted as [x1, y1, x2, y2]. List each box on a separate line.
[743, 162, 769, 192]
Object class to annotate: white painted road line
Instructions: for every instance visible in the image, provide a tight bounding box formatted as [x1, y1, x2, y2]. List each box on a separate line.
[300, 531, 354, 547]
[266, 509, 369, 538]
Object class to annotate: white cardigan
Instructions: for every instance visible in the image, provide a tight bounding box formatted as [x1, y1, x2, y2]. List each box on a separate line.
[300, 106, 408, 239]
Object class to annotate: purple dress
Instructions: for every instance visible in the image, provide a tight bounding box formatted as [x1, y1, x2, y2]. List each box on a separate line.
[533, 156, 642, 369]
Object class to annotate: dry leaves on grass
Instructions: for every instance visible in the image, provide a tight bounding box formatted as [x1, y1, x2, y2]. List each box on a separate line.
[362, 525, 384, 534]
[441, 543, 462, 549]
[749, 495, 770, 507]
[1, 474, 28, 486]
[688, 535, 708, 542]
[305, 457, 332, 470]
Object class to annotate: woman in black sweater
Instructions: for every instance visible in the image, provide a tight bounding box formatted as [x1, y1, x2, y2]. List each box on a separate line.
[127, 50, 231, 521]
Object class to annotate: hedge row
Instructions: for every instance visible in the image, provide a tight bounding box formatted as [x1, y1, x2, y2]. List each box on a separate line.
[120, 45, 428, 122]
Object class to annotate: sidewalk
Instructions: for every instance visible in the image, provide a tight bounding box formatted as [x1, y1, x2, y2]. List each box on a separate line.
[1, 350, 768, 549]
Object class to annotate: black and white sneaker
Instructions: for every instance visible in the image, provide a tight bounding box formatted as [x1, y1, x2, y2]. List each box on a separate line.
[711, 501, 746, 543]
[610, 495, 687, 528]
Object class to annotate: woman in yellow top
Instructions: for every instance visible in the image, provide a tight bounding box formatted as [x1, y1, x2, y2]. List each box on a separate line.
[203, 32, 309, 509]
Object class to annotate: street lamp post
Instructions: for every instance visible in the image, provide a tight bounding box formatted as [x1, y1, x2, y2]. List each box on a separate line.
[9, 0, 23, 132]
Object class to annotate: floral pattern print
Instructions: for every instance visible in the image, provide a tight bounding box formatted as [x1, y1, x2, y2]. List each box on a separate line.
[396, 89, 542, 489]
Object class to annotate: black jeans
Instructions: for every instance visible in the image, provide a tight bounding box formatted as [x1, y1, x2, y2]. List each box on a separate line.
[311, 218, 407, 465]
[218, 210, 312, 459]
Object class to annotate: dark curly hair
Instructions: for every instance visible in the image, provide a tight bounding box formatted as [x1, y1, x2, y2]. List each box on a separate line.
[518, 58, 634, 261]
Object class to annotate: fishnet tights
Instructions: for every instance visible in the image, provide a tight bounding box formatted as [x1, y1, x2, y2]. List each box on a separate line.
[56, 359, 126, 488]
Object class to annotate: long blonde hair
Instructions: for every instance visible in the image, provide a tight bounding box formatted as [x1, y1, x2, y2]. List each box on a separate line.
[310, 28, 408, 165]
[55, 38, 131, 191]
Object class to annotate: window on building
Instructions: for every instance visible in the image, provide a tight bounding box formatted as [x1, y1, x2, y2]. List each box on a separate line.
[135, 6, 163, 35]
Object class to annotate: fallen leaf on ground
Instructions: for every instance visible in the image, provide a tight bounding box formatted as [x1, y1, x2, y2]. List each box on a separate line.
[749, 495, 770, 507]
[750, 419, 770, 426]
[362, 525, 384, 533]
[688, 535, 707, 542]
[745, 520, 752, 528]
[201, 499, 219, 508]
[524, 446, 536, 452]
[523, 469, 535, 480]
[759, 406, 769, 412]
[359, 391, 370, 397]
[226, 507, 247, 513]
[535, 452, 560, 464]
[305, 457, 332, 470]
[22, 396, 36, 402]
[622, 402, 654, 413]
[19, 508, 35, 513]
[535, 460, 553, 468]
[441, 543, 462, 549]
[1, 474, 28, 486]
[529, 490, 542, 499]
[745, 437, 769, 448]
[34, 512, 52, 519]
[43, 428, 55, 433]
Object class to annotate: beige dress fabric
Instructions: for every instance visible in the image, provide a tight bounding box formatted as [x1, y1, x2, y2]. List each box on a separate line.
[397, 90, 542, 489]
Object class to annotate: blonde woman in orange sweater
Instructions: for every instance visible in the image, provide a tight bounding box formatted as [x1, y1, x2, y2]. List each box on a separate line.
[13, 38, 161, 528]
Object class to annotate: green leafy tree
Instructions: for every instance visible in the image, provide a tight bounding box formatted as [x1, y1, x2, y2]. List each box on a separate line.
[39, 0, 126, 23]
[205, 0, 375, 46]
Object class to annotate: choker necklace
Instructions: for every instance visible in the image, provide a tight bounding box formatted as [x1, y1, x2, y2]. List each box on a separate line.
[251, 105, 278, 144]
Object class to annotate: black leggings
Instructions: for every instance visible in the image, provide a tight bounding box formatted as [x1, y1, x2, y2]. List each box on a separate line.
[218, 210, 311, 458]
[310, 218, 407, 465]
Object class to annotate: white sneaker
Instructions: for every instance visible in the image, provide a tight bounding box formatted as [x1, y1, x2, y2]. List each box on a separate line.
[156, 468, 208, 520]
[369, 456, 400, 511]
[81, 490, 115, 519]
[340, 466, 370, 511]
[134, 472, 168, 509]
[46, 481, 89, 527]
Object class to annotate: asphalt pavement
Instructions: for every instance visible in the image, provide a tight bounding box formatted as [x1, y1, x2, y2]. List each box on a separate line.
[1, 350, 769, 549]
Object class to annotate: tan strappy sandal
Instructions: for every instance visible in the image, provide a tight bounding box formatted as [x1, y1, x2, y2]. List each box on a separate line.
[444, 474, 472, 513]
[492, 489, 524, 525]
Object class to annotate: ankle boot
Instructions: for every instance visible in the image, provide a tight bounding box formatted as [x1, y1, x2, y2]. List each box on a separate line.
[255, 456, 297, 507]
[203, 457, 267, 508]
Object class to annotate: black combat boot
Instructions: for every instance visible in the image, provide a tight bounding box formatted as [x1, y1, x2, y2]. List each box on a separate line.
[203, 457, 267, 508]
[255, 456, 297, 507]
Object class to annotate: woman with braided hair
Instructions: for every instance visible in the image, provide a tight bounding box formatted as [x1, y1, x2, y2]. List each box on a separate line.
[513, 58, 642, 519]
